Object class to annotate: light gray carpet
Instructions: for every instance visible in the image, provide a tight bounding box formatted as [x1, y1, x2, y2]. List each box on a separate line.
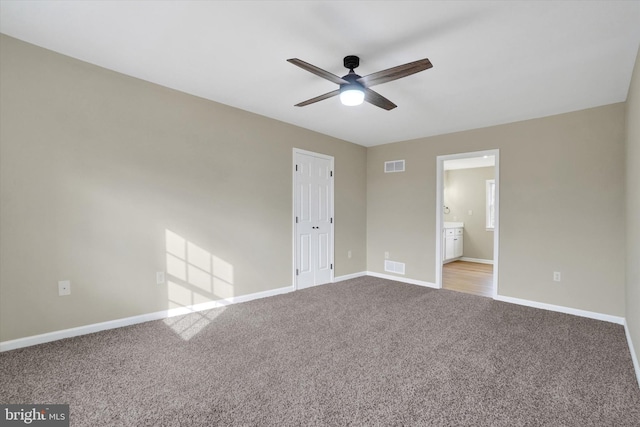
[1, 276, 639, 426]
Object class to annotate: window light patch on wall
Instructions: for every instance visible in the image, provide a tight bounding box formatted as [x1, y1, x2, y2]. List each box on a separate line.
[384, 160, 405, 173]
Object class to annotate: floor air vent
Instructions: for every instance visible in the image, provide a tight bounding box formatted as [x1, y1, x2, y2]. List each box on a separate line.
[384, 260, 405, 275]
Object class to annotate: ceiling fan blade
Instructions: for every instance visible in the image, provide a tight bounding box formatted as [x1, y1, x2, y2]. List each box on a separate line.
[357, 58, 433, 87]
[364, 88, 397, 110]
[294, 89, 341, 107]
[287, 58, 349, 85]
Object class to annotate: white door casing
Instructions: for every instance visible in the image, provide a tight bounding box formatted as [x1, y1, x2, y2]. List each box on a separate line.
[436, 149, 500, 298]
[294, 149, 334, 289]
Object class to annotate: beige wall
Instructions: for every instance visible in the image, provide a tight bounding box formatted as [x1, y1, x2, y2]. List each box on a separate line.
[625, 46, 640, 377]
[0, 35, 367, 342]
[444, 166, 495, 260]
[368, 103, 626, 316]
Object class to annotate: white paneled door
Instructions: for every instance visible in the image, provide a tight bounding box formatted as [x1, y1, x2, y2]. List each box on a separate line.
[294, 150, 334, 289]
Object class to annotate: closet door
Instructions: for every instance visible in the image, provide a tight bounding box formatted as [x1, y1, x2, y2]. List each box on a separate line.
[294, 150, 334, 289]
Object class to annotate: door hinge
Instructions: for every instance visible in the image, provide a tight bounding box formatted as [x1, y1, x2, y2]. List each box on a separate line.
[330, 218, 333, 223]
[331, 264, 333, 270]
[295, 164, 298, 171]
[296, 216, 298, 223]
[296, 269, 299, 276]
[330, 170, 333, 177]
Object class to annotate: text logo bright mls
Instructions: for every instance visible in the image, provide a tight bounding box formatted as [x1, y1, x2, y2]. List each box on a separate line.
[1, 405, 69, 426]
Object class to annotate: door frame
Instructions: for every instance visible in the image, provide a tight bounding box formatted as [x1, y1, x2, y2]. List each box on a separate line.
[435, 149, 500, 298]
[292, 148, 335, 290]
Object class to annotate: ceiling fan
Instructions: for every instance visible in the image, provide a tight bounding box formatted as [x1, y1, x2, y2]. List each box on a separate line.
[287, 55, 433, 110]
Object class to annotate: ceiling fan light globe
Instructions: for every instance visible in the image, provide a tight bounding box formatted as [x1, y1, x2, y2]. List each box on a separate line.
[340, 88, 364, 106]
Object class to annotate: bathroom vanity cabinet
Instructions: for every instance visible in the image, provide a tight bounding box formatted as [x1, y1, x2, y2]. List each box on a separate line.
[443, 223, 464, 262]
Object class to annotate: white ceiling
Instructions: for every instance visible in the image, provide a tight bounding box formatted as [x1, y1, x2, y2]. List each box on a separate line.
[1, 1, 639, 147]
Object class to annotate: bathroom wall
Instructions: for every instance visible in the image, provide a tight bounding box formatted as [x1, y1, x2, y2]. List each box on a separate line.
[444, 166, 495, 261]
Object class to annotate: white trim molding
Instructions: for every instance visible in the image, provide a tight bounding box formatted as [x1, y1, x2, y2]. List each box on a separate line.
[333, 271, 367, 282]
[460, 257, 494, 265]
[436, 149, 500, 300]
[0, 285, 294, 352]
[494, 294, 624, 325]
[624, 319, 640, 388]
[366, 271, 438, 289]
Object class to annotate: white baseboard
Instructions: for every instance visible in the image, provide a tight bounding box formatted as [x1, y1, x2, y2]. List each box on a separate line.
[460, 257, 494, 265]
[0, 285, 294, 352]
[333, 271, 367, 282]
[362, 274, 622, 327]
[366, 271, 438, 289]
[624, 319, 640, 388]
[494, 294, 625, 325]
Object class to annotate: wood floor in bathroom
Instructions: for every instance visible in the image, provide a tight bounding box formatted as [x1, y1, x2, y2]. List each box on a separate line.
[442, 260, 493, 297]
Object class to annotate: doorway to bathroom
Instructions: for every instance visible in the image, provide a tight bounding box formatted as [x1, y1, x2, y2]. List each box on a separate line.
[435, 150, 499, 298]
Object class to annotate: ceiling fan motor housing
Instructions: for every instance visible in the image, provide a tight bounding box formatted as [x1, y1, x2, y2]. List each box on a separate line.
[339, 71, 365, 106]
[340, 72, 364, 91]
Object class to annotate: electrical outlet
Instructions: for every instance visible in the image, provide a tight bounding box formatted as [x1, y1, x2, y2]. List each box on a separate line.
[553, 272, 561, 282]
[384, 251, 390, 259]
[156, 272, 165, 285]
[347, 250, 352, 259]
[58, 280, 71, 296]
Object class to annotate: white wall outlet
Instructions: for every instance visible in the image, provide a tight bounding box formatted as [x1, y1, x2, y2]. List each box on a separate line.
[384, 251, 390, 259]
[553, 272, 561, 282]
[156, 272, 165, 285]
[347, 250, 352, 259]
[58, 280, 71, 296]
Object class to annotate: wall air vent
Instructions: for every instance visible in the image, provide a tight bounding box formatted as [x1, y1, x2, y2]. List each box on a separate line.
[384, 160, 405, 173]
[384, 260, 405, 275]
